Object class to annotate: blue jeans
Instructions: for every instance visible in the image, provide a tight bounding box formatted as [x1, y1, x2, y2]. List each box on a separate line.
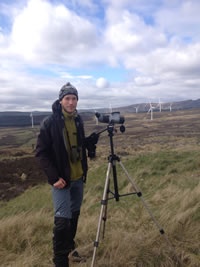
[52, 178, 84, 219]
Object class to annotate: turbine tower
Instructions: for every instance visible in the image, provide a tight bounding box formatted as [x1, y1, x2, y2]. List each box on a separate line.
[134, 106, 139, 113]
[158, 98, 162, 112]
[147, 102, 155, 120]
[94, 110, 99, 125]
[30, 112, 34, 128]
[169, 103, 173, 112]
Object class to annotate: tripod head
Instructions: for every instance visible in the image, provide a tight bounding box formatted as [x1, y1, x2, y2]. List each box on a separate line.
[96, 122, 125, 137]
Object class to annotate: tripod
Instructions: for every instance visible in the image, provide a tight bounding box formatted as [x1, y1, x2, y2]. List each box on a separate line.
[91, 123, 175, 267]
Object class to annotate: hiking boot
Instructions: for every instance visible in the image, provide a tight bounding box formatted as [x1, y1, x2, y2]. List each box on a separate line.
[68, 250, 86, 263]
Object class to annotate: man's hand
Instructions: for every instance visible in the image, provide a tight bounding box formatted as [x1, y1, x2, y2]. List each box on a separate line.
[86, 133, 99, 147]
[85, 132, 99, 159]
[53, 178, 67, 189]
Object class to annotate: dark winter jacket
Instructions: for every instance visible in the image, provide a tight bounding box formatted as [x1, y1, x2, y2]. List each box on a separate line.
[35, 100, 88, 185]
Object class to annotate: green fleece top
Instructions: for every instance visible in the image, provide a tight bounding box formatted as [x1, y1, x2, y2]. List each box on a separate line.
[62, 109, 83, 180]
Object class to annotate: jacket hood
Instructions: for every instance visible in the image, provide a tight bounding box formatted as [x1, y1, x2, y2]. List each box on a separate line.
[52, 99, 62, 115]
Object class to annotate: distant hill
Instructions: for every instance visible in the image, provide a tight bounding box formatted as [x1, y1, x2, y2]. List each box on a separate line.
[0, 99, 199, 127]
[0, 112, 51, 127]
[117, 99, 200, 113]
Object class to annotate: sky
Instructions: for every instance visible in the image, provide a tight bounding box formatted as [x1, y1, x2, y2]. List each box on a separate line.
[0, 0, 200, 112]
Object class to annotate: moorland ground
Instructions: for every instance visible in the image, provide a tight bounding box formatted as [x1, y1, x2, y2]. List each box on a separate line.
[1, 108, 199, 202]
[0, 108, 200, 266]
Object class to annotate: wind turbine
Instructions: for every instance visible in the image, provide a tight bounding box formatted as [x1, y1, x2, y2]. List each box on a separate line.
[134, 106, 139, 113]
[94, 110, 99, 125]
[147, 102, 155, 120]
[30, 112, 34, 128]
[169, 103, 173, 112]
[158, 98, 162, 112]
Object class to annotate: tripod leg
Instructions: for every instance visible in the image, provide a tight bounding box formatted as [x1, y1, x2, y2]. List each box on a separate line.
[102, 186, 109, 239]
[119, 161, 182, 265]
[119, 161, 165, 233]
[91, 162, 112, 267]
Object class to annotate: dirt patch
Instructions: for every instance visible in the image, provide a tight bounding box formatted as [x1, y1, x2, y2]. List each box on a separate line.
[0, 157, 46, 201]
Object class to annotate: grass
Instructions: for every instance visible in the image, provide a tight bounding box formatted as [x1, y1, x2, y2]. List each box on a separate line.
[0, 109, 200, 266]
[0, 184, 52, 219]
[0, 150, 200, 267]
[0, 126, 37, 159]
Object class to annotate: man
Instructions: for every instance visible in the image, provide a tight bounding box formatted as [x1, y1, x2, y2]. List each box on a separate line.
[35, 82, 98, 267]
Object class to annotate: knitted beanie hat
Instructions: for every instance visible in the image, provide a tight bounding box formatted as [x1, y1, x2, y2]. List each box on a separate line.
[59, 82, 78, 100]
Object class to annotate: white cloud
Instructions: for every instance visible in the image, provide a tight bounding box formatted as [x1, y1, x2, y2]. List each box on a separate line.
[134, 76, 160, 86]
[155, 1, 200, 38]
[96, 77, 109, 89]
[8, 0, 99, 65]
[0, 0, 200, 111]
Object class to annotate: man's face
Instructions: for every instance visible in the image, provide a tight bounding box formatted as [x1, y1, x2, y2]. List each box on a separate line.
[60, 94, 78, 113]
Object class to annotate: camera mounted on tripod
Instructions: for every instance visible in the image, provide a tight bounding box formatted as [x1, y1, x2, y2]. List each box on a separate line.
[91, 112, 171, 267]
[86, 112, 125, 159]
[95, 111, 125, 133]
[95, 111, 124, 124]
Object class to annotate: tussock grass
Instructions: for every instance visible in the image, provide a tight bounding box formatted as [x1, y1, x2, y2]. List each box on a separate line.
[0, 184, 52, 219]
[0, 210, 53, 267]
[1, 109, 200, 266]
[81, 150, 200, 267]
[1, 151, 200, 266]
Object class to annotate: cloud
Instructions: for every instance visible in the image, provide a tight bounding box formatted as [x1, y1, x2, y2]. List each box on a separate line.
[0, 0, 200, 111]
[8, 0, 98, 65]
[134, 76, 160, 86]
[155, 1, 200, 38]
[96, 77, 109, 89]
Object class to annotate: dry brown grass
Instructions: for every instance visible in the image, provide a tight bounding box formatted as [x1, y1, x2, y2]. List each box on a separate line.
[0, 109, 200, 266]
